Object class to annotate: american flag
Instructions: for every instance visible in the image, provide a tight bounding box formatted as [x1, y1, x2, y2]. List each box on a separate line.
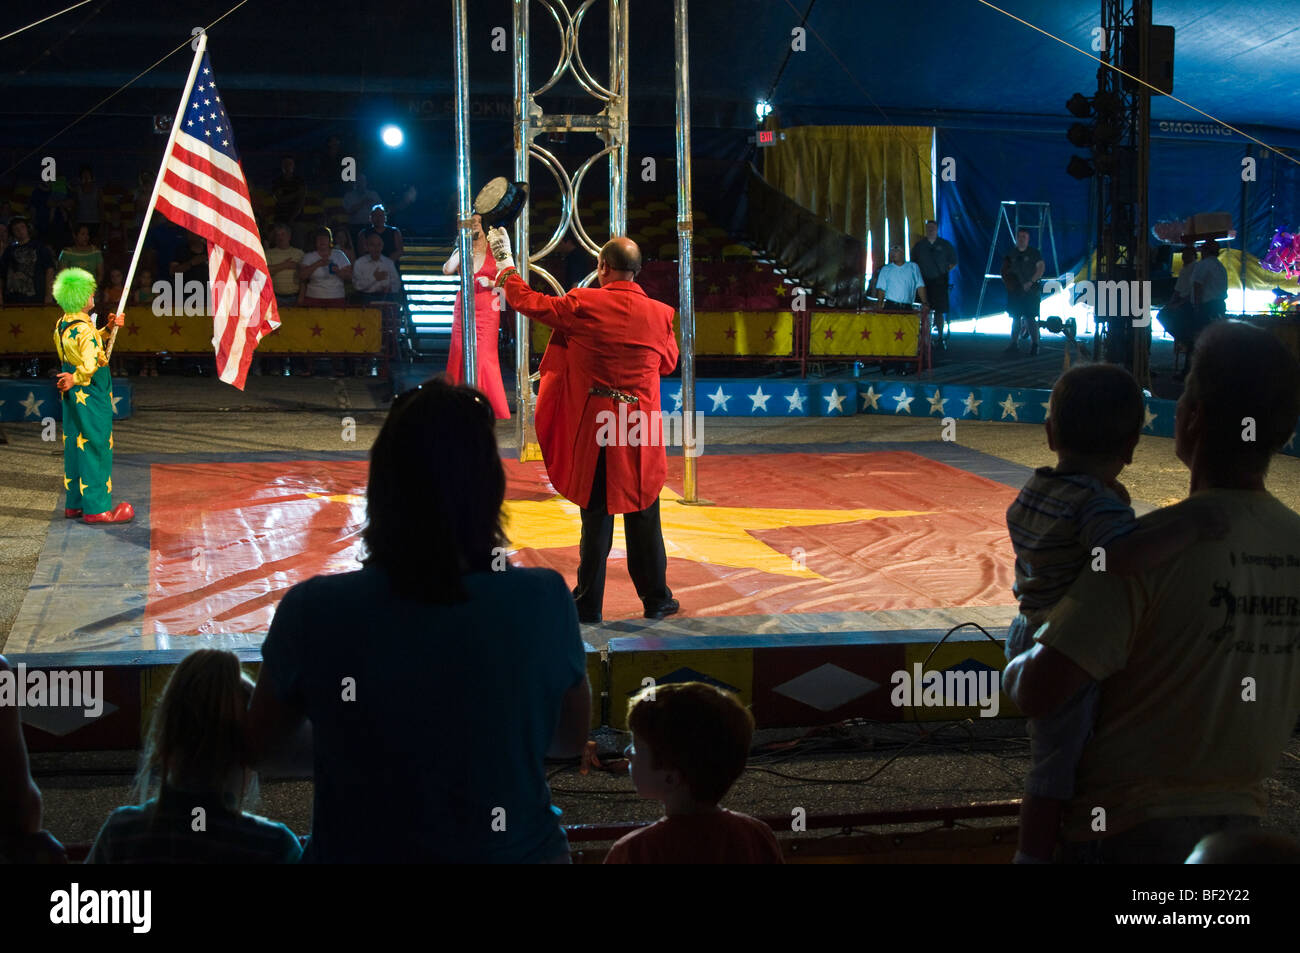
[154, 52, 278, 389]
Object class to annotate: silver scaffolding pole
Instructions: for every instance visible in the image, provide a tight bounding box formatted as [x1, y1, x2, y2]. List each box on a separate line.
[512, 0, 630, 462]
[452, 0, 477, 385]
[513, 0, 538, 460]
[674, 0, 699, 501]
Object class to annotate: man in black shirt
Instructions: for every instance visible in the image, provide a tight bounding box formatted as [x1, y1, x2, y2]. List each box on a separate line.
[359, 204, 404, 265]
[1004, 228, 1044, 355]
[911, 220, 956, 345]
[0, 218, 55, 306]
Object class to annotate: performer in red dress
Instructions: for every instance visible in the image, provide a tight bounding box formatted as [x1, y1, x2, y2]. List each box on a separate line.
[444, 214, 510, 419]
[488, 227, 679, 624]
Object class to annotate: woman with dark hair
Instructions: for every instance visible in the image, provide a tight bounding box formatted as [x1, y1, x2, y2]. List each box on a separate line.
[247, 378, 590, 863]
[443, 213, 511, 419]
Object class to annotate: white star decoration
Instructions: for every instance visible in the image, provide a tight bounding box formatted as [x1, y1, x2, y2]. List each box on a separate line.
[824, 387, 846, 413]
[962, 391, 982, 417]
[860, 385, 880, 411]
[926, 389, 947, 416]
[110, 393, 123, 414]
[1143, 404, 1157, 430]
[1041, 401, 1052, 419]
[670, 388, 683, 411]
[786, 388, 806, 412]
[892, 388, 914, 414]
[999, 393, 1023, 420]
[749, 386, 771, 412]
[707, 385, 731, 412]
[1285, 431, 1297, 452]
[19, 391, 43, 418]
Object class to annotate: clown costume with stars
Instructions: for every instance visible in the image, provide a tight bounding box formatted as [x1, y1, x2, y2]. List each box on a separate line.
[52, 267, 134, 524]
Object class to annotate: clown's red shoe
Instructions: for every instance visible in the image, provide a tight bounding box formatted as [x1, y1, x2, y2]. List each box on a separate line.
[64, 508, 82, 519]
[83, 502, 134, 524]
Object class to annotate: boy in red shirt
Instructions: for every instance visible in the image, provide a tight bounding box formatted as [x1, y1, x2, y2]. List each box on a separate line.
[605, 682, 783, 864]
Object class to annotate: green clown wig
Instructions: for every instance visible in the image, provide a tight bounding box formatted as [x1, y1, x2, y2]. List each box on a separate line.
[53, 267, 97, 314]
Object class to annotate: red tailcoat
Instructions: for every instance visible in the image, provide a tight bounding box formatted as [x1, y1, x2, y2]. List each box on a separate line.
[502, 274, 678, 513]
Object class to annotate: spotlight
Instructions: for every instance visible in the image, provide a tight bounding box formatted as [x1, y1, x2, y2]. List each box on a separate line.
[1067, 123, 1093, 148]
[1066, 93, 1091, 118]
[755, 100, 772, 120]
[381, 125, 404, 148]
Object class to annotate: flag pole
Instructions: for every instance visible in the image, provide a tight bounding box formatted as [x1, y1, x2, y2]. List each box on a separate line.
[106, 29, 209, 359]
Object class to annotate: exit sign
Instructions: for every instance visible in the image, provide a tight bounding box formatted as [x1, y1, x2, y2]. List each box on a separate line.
[757, 129, 775, 146]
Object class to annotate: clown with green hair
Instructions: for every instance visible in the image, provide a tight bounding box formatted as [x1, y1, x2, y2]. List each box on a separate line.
[52, 267, 133, 524]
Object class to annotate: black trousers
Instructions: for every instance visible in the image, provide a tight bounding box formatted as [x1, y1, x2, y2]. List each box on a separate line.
[573, 448, 672, 618]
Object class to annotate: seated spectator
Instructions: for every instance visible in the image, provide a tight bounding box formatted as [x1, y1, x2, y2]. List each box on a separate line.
[1004, 321, 1300, 864]
[605, 682, 783, 864]
[0, 216, 56, 307]
[86, 649, 301, 863]
[359, 204, 404, 265]
[1003, 363, 1227, 863]
[265, 224, 303, 307]
[297, 227, 350, 306]
[59, 224, 105, 285]
[352, 232, 399, 303]
[247, 378, 590, 862]
[0, 655, 66, 863]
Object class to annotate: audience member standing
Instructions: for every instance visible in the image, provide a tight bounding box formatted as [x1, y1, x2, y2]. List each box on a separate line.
[1005, 322, 1300, 864]
[265, 224, 304, 307]
[58, 224, 105, 284]
[353, 232, 399, 304]
[247, 379, 590, 863]
[359, 204, 404, 265]
[297, 227, 350, 306]
[0, 217, 56, 306]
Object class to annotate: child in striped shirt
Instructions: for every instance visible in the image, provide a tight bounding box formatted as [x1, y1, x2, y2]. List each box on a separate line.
[1005, 364, 1225, 862]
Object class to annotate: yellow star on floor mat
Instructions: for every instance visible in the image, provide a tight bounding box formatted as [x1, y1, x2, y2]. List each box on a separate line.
[504, 487, 929, 579]
[304, 488, 930, 579]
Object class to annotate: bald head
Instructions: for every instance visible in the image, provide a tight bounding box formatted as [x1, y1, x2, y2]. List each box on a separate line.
[598, 237, 641, 285]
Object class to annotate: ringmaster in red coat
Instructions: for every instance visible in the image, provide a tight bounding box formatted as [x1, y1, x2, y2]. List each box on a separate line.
[488, 227, 680, 624]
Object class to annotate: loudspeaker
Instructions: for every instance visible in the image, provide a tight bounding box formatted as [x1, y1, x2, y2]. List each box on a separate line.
[1121, 25, 1174, 96]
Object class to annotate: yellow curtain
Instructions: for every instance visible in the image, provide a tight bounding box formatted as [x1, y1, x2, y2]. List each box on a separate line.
[765, 126, 935, 268]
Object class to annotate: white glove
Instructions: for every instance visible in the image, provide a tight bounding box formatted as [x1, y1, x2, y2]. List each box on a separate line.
[475, 275, 492, 289]
[487, 226, 515, 273]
